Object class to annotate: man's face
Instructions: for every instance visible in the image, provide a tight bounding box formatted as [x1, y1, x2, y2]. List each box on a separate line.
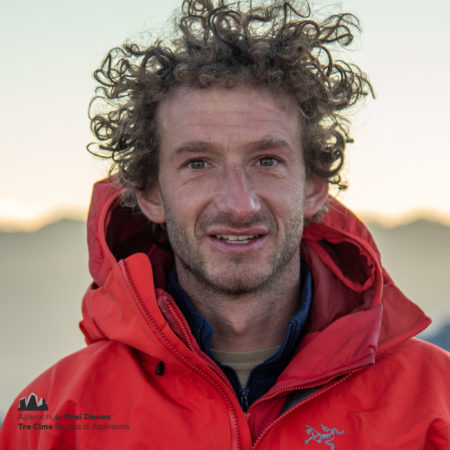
[138, 85, 326, 295]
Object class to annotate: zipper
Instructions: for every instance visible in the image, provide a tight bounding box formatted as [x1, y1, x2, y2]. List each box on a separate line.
[239, 388, 250, 412]
[164, 297, 238, 387]
[120, 260, 242, 450]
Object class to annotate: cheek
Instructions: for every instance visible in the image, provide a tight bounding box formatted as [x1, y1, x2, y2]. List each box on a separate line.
[263, 179, 305, 209]
[162, 189, 205, 235]
[168, 179, 219, 218]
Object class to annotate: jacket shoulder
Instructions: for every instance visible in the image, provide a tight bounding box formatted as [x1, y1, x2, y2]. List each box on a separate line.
[376, 337, 450, 384]
[372, 337, 450, 419]
[388, 337, 450, 368]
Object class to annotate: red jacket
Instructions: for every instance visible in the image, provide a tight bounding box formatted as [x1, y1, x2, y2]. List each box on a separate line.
[1, 179, 449, 449]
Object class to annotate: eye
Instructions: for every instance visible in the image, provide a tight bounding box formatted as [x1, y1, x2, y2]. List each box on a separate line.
[257, 157, 278, 167]
[187, 159, 208, 170]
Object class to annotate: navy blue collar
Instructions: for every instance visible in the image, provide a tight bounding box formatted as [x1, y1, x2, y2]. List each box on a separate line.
[167, 262, 313, 410]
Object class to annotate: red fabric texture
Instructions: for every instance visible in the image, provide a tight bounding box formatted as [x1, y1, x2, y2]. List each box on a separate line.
[1, 178, 448, 449]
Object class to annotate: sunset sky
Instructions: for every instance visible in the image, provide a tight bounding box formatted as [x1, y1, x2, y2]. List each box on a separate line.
[1, 0, 449, 230]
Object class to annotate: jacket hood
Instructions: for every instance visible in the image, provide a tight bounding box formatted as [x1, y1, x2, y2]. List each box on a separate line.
[80, 179, 430, 380]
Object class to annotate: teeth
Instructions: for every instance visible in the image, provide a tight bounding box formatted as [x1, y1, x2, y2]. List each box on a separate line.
[215, 234, 259, 243]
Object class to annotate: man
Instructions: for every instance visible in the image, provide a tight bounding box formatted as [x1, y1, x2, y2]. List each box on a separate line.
[1, 0, 448, 448]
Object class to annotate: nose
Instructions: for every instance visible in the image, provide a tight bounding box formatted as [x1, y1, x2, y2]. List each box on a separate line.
[214, 164, 261, 222]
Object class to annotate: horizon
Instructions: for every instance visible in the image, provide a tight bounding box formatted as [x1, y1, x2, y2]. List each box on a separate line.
[2, 205, 450, 233]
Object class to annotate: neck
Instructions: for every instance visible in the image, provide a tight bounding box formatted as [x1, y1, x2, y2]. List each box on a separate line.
[175, 255, 301, 352]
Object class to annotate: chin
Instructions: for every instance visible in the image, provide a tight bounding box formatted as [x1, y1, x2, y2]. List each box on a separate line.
[203, 269, 273, 296]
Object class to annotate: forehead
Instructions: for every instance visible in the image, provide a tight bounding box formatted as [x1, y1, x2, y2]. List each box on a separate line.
[156, 85, 302, 149]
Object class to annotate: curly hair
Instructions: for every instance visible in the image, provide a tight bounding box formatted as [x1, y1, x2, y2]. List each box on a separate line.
[88, 0, 373, 206]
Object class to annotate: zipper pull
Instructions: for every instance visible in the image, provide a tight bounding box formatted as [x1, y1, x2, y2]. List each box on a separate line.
[239, 388, 250, 411]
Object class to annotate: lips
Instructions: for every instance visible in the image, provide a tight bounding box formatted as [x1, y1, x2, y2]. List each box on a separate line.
[215, 234, 260, 244]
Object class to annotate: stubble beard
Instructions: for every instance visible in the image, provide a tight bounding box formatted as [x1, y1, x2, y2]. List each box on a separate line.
[162, 200, 306, 297]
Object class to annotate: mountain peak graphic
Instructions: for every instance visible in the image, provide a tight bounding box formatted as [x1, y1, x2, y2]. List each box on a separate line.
[18, 393, 48, 411]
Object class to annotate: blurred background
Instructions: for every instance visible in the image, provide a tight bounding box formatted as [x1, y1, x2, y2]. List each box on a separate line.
[1, 0, 449, 420]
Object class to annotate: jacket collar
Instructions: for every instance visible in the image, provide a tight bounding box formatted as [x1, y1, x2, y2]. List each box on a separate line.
[80, 179, 431, 386]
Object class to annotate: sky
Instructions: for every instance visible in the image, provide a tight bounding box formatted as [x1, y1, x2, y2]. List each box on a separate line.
[1, 0, 450, 230]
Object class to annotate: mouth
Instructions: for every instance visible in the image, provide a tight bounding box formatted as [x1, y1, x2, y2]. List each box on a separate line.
[206, 231, 267, 254]
[214, 234, 261, 244]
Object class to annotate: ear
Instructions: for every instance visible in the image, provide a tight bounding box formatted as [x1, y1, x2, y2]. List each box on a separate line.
[303, 175, 329, 219]
[136, 184, 166, 224]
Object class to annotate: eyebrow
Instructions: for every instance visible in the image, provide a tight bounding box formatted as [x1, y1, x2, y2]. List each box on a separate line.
[174, 138, 293, 156]
[174, 141, 214, 156]
[249, 138, 293, 152]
